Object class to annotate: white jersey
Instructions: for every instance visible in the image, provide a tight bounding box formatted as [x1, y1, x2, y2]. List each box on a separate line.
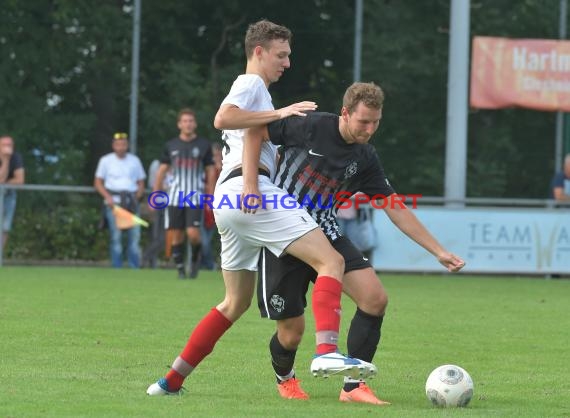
[94, 152, 146, 193]
[217, 74, 279, 184]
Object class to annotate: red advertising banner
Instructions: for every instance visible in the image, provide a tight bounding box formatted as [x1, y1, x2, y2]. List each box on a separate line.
[470, 36, 570, 111]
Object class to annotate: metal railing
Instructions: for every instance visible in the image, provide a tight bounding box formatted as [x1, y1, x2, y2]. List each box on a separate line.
[0, 184, 96, 266]
[1, 183, 569, 267]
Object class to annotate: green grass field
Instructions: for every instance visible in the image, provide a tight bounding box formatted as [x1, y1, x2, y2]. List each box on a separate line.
[1, 267, 569, 417]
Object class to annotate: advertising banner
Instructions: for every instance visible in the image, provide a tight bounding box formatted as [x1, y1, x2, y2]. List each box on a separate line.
[372, 207, 570, 274]
[470, 36, 570, 111]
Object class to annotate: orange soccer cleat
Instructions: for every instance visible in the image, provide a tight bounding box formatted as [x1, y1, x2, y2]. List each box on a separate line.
[277, 378, 310, 400]
[339, 383, 391, 405]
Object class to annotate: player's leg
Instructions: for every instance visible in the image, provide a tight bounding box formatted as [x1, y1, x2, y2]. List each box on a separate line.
[285, 230, 376, 379]
[284, 229, 345, 356]
[251, 179, 375, 378]
[337, 237, 390, 405]
[166, 207, 186, 278]
[343, 268, 388, 362]
[184, 208, 203, 278]
[258, 248, 311, 399]
[271, 318, 309, 400]
[147, 269, 255, 395]
[148, 197, 261, 395]
[339, 268, 390, 405]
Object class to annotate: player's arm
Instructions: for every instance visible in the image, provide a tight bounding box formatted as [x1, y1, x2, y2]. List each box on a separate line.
[204, 165, 216, 196]
[553, 185, 570, 201]
[136, 179, 145, 202]
[152, 163, 170, 192]
[241, 125, 269, 214]
[94, 177, 115, 207]
[6, 167, 24, 185]
[0, 158, 9, 183]
[214, 102, 317, 130]
[382, 196, 465, 272]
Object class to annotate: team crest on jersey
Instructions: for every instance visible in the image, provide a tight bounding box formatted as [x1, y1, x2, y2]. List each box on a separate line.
[345, 161, 358, 179]
[192, 147, 200, 158]
[270, 295, 285, 313]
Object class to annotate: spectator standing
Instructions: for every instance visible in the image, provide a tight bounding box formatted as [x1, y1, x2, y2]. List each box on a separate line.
[94, 132, 146, 268]
[142, 159, 168, 268]
[0, 135, 25, 250]
[337, 193, 377, 262]
[551, 153, 570, 202]
[200, 142, 223, 270]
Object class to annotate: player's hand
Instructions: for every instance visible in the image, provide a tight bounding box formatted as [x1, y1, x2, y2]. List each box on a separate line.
[240, 183, 261, 214]
[437, 252, 466, 273]
[0, 143, 13, 158]
[105, 196, 115, 207]
[277, 101, 318, 119]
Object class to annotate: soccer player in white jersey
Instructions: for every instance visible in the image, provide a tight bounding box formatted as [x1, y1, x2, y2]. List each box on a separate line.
[147, 20, 376, 396]
[250, 82, 465, 403]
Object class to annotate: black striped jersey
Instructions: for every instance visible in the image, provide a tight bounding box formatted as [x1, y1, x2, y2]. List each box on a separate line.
[269, 111, 395, 240]
[160, 136, 214, 207]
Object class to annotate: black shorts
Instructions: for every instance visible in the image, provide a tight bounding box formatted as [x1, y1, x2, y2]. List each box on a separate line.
[257, 236, 372, 320]
[165, 206, 203, 230]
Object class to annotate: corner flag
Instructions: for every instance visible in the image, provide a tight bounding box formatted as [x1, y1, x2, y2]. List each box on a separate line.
[113, 205, 149, 229]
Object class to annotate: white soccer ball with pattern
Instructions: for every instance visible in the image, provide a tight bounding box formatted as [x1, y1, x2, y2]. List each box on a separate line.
[425, 364, 474, 407]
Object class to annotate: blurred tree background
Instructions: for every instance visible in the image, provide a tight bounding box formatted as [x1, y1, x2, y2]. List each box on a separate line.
[0, 0, 565, 260]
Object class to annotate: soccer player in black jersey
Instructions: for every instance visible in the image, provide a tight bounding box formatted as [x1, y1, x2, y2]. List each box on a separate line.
[152, 108, 216, 279]
[250, 82, 466, 404]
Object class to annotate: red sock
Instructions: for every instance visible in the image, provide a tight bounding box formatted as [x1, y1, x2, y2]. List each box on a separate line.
[165, 369, 185, 391]
[312, 276, 342, 354]
[166, 308, 232, 389]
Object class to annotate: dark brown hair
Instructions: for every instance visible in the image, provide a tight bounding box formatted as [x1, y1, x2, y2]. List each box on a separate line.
[177, 107, 196, 122]
[244, 20, 292, 59]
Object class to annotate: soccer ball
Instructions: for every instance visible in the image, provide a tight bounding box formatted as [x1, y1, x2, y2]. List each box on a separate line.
[425, 364, 474, 407]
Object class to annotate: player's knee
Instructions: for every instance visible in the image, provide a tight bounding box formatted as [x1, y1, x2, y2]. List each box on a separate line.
[233, 298, 251, 316]
[375, 292, 388, 315]
[311, 249, 344, 278]
[360, 290, 388, 316]
[327, 250, 345, 276]
[279, 330, 303, 350]
[218, 297, 252, 321]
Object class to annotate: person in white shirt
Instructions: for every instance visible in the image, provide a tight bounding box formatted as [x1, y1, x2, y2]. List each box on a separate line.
[94, 132, 146, 268]
[147, 19, 376, 396]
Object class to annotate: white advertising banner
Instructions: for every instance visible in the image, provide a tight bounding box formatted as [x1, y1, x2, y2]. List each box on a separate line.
[371, 207, 570, 274]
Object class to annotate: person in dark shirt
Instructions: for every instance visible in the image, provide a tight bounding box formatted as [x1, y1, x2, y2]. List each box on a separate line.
[0, 135, 25, 250]
[151, 108, 216, 279]
[551, 153, 570, 202]
[249, 82, 466, 404]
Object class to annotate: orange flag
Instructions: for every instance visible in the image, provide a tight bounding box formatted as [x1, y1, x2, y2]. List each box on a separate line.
[113, 205, 149, 230]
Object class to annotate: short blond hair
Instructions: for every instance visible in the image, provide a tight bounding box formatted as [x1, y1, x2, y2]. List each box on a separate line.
[343, 82, 384, 113]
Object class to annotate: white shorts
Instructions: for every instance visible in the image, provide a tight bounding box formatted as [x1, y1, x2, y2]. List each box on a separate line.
[213, 175, 318, 271]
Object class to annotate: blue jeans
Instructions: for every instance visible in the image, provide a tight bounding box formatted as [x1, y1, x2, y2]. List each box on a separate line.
[2, 190, 17, 232]
[104, 206, 141, 268]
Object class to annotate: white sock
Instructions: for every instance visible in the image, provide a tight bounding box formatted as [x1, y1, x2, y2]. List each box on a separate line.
[277, 369, 295, 382]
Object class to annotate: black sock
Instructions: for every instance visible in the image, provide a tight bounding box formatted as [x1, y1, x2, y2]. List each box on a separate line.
[344, 308, 384, 392]
[191, 243, 202, 263]
[172, 244, 185, 269]
[269, 333, 297, 384]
